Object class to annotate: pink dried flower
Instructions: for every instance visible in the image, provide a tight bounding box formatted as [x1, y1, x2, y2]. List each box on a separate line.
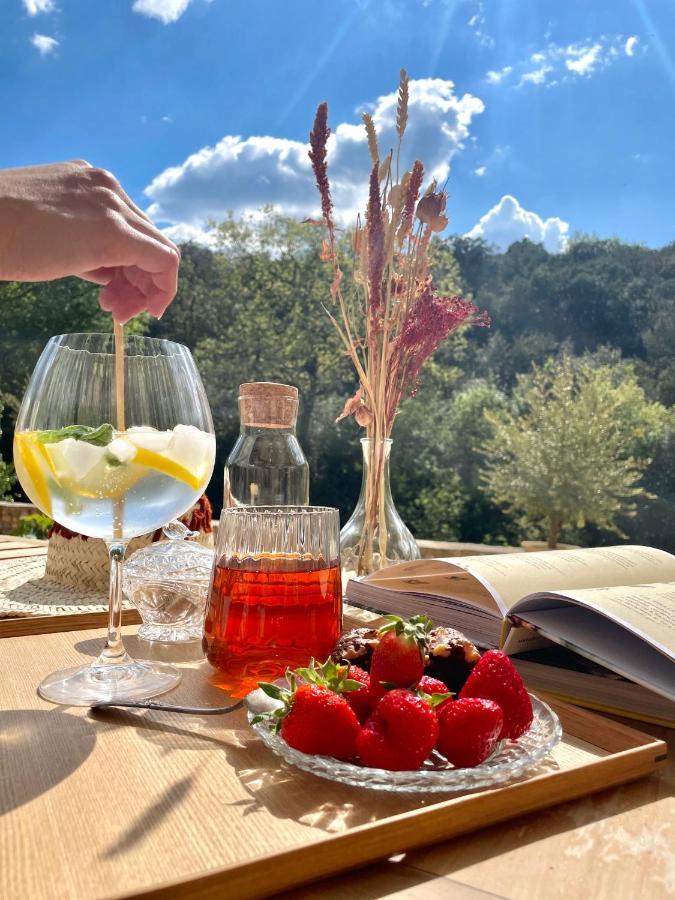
[395, 283, 490, 392]
[309, 102, 334, 232]
[366, 161, 385, 326]
[397, 160, 424, 246]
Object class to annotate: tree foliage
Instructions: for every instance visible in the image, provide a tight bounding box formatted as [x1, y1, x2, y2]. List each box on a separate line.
[480, 355, 667, 548]
[0, 218, 674, 550]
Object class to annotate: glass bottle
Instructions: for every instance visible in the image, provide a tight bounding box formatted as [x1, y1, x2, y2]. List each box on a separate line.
[340, 438, 420, 582]
[224, 382, 309, 507]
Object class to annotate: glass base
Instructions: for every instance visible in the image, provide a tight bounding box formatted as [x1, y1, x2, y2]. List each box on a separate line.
[38, 660, 182, 706]
[138, 622, 202, 643]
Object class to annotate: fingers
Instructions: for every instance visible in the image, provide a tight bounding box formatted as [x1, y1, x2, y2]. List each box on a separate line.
[127, 232, 180, 314]
[85, 165, 180, 257]
[98, 270, 148, 324]
[77, 266, 115, 285]
[66, 161, 181, 320]
[86, 218, 179, 321]
[123, 206, 180, 258]
[96, 250, 178, 323]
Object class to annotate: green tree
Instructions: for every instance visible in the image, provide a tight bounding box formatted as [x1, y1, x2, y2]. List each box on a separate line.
[481, 354, 667, 548]
[0, 457, 13, 500]
[0, 401, 15, 500]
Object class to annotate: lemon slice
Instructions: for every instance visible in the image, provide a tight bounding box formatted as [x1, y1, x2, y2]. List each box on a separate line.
[133, 447, 204, 490]
[14, 433, 53, 516]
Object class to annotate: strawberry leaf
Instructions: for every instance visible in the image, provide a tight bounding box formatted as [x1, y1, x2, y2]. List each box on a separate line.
[259, 682, 285, 701]
[378, 615, 405, 636]
[426, 691, 453, 708]
[378, 614, 433, 648]
[296, 666, 321, 685]
[340, 678, 366, 692]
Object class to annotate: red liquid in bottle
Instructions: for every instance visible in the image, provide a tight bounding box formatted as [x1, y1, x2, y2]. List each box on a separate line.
[203, 554, 342, 697]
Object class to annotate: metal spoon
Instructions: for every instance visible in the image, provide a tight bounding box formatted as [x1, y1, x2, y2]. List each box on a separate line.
[92, 698, 245, 715]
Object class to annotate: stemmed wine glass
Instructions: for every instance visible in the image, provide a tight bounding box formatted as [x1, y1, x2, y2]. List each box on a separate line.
[13, 333, 215, 705]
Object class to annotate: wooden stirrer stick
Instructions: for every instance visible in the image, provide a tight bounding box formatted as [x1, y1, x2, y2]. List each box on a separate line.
[114, 321, 126, 432]
[113, 322, 125, 540]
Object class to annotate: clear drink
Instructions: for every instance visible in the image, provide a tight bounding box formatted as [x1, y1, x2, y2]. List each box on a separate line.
[14, 424, 215, 539]
[13, 332, 216, 706]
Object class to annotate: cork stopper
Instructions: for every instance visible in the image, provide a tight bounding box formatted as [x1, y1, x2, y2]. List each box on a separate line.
[239, 382, 299, 428]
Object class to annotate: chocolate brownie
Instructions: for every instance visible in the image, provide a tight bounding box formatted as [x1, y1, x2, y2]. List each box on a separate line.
[331, 624, 480, 692]
[330, 627, 380, 671]
[424, 626, 480, 694]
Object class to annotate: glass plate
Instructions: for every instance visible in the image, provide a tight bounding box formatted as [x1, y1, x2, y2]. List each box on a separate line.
[246, 690, 562, 793]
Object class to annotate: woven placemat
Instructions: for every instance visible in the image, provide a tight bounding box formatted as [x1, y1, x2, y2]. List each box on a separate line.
[0, 554, 129, 618]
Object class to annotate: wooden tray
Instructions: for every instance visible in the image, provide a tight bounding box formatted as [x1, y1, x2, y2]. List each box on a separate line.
[0, 623, 666, 900]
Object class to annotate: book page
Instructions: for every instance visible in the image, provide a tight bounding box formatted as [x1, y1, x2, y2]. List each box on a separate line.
[506, 588, 675, 701]
[365, 545, 675, 616]
[513, 581, 675, 659]
[359, 561, 502, 615]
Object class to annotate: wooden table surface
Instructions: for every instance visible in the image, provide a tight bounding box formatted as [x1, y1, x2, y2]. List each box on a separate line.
[0, 535, 672, 900]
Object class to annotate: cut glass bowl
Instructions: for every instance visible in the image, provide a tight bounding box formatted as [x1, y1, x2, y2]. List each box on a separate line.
[245, 690, 562, 793]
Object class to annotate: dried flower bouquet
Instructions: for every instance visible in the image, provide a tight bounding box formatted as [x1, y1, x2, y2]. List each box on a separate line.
[308, 70, 489, 575]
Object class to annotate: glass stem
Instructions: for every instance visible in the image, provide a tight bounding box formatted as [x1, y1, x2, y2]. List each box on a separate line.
[99, 540, 130, 665]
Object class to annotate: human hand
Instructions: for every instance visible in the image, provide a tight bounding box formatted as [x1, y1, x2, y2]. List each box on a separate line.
[0, 160, 179, 323]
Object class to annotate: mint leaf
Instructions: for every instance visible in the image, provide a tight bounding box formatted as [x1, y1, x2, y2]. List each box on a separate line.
[38, 424, 114, 447]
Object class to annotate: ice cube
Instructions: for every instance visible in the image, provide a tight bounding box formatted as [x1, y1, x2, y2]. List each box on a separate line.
[106, 438, 137, 465]
[47, 438, 106, 480]
[126, 428, 172, 453]
[168, 425, 214, 468]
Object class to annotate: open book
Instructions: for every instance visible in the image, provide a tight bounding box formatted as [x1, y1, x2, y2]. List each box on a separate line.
[346, 545, 675, 726]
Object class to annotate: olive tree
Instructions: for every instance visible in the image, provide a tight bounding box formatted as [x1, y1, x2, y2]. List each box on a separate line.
[481, 354, 666, 548]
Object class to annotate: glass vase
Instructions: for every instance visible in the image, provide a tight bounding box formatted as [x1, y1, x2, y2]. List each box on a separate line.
[340, 438, 420, 581]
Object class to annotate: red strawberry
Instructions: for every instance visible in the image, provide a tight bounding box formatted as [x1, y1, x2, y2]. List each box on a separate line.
[369, 615, 432, 705]
[344, 665, 371, 723]
[459, 650, 533, 739]
[279, 684, 360, 760]
[356, 689, 439, 771]
[416, 674, 452, 714]
[417, 674, 449, 694]
[437, 698, 503, 768]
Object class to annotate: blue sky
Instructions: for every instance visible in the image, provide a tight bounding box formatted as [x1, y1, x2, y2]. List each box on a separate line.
[1, 0, 674, 251]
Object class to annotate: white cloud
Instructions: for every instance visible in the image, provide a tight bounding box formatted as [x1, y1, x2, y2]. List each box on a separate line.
[23, 0, 55, 14]
[485, 65, 512, 84]
[625, 35, 638, 57]
[565, 43, 602, 75]
[161, 115, 173, 123]
[30, 33, 58, 55]
[505, 35, 640, 88]
[467, 1, 494, 48]
[132, 0, 193, 24]
[521, 65, 554, 86]
[145, 78, 484, 237]
[161, 222, 217, 246]
[474, 166, 486, 177]
[466, 195, 569, 253]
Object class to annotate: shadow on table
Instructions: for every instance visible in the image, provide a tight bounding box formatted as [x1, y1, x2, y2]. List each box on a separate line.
[88, 678, 427, 836]
[73, 635, 206, 663]
[0, 709, 96, 815]
[100, 774, 195, 860]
